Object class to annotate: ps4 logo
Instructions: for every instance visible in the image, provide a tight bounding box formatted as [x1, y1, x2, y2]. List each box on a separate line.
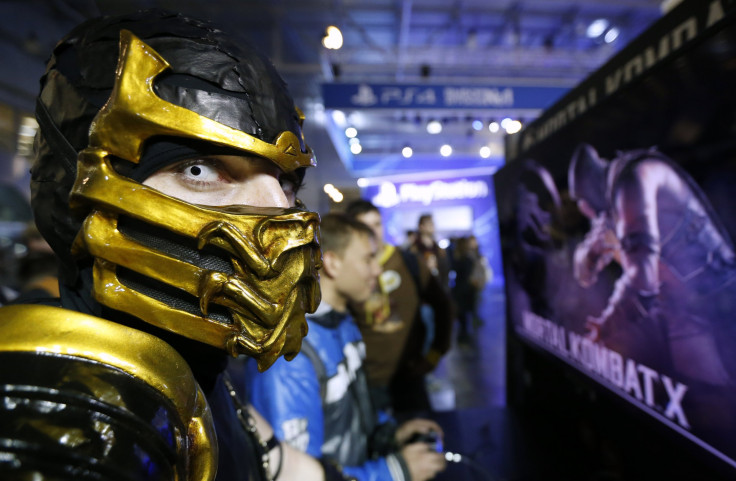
[350, 84, 439, 107]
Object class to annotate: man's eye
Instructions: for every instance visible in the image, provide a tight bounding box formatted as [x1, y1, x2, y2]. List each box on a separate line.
[182, 163, 218, 181]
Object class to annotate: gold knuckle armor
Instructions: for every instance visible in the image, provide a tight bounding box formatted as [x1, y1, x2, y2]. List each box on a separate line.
[67, 30, 322, 370]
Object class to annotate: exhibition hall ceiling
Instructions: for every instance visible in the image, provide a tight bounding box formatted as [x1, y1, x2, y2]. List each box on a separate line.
[0, 0, 665, 184]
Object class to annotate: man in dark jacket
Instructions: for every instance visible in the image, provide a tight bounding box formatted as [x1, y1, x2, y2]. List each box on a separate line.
[345, 200, 452, 413]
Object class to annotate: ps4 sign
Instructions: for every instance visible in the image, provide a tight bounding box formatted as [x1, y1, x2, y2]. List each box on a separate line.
[321, 83, 568, 110]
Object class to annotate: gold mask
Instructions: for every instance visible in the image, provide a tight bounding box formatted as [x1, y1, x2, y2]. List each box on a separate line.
[69, 30, 321, 370]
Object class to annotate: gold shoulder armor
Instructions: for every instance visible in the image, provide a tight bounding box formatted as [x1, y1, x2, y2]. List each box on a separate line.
[0, 304, 217, 481]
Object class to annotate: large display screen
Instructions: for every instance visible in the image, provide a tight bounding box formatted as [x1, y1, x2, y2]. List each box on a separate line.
[495, 0, 736, 469]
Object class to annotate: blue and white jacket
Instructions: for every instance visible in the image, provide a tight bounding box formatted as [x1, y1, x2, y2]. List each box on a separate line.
[246, 302, 409, 481]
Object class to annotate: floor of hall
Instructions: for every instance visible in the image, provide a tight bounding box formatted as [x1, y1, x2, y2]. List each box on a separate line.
[429, 283, 507, 412]
[421, 282, 520, 481]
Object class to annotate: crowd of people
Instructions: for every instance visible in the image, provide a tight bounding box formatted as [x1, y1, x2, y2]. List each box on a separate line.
[0, 8, 491, 481]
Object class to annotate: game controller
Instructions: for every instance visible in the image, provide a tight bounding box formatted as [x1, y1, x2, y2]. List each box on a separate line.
[407, 430, 443, 453]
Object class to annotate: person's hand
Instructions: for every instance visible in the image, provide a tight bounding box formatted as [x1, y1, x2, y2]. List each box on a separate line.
[247, 404, 326, 481]
[400, 442, 446, 481]
[395, 419, 443, 445]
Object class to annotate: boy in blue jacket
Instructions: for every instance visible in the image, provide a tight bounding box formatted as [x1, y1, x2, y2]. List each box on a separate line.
[247, 213, 447, 481]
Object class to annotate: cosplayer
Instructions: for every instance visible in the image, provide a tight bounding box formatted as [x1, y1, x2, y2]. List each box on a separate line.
[245, 214, 447, 481]
[0, 10, 345, 481]
[569, 143, 736, 387]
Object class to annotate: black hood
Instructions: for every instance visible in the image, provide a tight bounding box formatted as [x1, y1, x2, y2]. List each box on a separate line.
[31, 9, 305, 285]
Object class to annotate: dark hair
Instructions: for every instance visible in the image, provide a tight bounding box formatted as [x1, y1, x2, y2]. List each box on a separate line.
[418, 214, 433, 226]
[454, 236, 471, 257]
[344, 199, 380, 220]
[320, 213, 375, 256]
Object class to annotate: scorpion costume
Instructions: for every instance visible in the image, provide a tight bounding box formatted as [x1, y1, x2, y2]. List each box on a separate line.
[0, 10, 325, 481]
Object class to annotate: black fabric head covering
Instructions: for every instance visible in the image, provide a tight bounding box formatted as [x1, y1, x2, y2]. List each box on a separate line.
[31, 9, 306, 284]
[568, 143, 609, 215]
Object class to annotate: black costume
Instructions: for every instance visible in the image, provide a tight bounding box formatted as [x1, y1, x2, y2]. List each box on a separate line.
[0, 10, 323, 480]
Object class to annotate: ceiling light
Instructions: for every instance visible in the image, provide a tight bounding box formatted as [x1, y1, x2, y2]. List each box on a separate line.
[349, 137, 361, 145]
[322, 26, 343, 50]
[500, 118, 513, 129]
[472, 119, 484, 131]
[350, 143, 362, 154]
[604, 27, 620, 44]
[357, 178, 369, 187]
[331, 110, 346, 125]
[479, 146, 491, 158]
[345, 127, 357, 138]
[402, 146, 413, 158]
[324, 183, 344, 203]
[586, 19, 609, 39]
[427, 119, 443, 134]
[505, 120, 523, 134]
[488, 121, 500, 133]
[440, 144, 452, 157]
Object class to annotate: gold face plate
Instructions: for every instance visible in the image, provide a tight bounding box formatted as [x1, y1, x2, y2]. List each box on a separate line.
[66, 30, 322, 370]
[71, 153, 321, 369]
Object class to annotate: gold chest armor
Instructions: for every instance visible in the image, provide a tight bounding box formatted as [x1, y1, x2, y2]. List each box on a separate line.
[0, 304, 216, 480]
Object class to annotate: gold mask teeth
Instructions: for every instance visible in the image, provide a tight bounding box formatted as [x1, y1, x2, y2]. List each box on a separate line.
[230, 258, 247, 277]
[197, 221, 273, 278]
[227, 332, 273, 359]
[198, 271, 229, 316]
[225, 334, 244, 358]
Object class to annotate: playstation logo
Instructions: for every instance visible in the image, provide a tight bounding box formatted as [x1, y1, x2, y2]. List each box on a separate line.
[351, 84, 378, 106]
[372, 182, 400, 208]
